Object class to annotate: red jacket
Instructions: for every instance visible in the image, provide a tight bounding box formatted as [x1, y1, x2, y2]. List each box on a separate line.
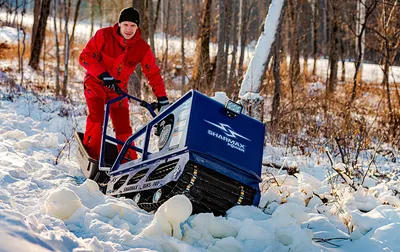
[79, 24, 167, 98]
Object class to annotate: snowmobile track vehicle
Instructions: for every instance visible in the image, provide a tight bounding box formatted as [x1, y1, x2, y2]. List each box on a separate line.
[75, 90, 265, 216]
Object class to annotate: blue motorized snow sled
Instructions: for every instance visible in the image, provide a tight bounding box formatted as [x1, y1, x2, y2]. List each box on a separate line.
[75, 90, 265, 215]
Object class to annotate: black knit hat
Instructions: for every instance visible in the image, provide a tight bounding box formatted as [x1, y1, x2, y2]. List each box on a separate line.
[119, 7, 140, 26]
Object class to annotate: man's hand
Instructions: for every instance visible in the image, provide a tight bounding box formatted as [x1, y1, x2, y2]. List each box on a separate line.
[157, 96, 169, 113]
[98, 72, 122, 93]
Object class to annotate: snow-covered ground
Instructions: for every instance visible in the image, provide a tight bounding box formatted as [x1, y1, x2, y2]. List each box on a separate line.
[0, 86, 399, 251]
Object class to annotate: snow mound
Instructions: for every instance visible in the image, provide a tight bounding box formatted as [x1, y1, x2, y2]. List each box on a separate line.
[45, 187, 82, 220]
[350, 205, 400, 235]
[371, 223, 400, 251]
[140, 195, 192, 239]
[1, 129, 27, 140]
[0, 209, 80, 251]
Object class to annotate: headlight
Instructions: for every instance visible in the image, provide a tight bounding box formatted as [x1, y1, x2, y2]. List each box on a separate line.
[225, 100, 243, 118]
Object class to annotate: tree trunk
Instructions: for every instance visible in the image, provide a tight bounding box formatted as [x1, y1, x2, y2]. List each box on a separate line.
[215, 0, 227, 91]
[18, 0, 27, 87]
[321, 0, 328, 55]
[228, 0, 239, 97]
[238, 0, 252, 83]
[132, 0, 147, 97]
[239, 0, 287, 121]
[222, 1, 231, 92]
[69, 0, 82, 52]
[301, 1, 311, 81]
[355, 0, 365, 83]
[191, 0, 212, 94]
[327, 0, 338, 95]
[311, 0, 318, 75]
[97, 0, 102, 28]
[340, 33, 346, 82]
[383, 53, 393, 130]
[90, 0, 94, 37]
[349, 0, 378, 105]
[271, 27, 282, 125]
[137, 0, 148, 40]
[148, 0, 155, 52]
[154, 0, 161, 32]
[180, 0, 186, 93]
[62, 0, 70, 97]
[28, 0, 51, 70]
[31, 0, 42, 48]
[162, 1, 170, 82]
[288, 0, 300, 102]
[53, 0, 61, 95]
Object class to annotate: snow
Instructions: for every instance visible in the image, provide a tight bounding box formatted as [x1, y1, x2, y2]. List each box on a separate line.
[140, 195, 192, 239]
[0, 26, 26, 45]
[0, 87, 398, 251]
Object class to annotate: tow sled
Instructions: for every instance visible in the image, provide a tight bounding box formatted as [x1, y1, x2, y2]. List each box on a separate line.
[75, 90, 265, 216]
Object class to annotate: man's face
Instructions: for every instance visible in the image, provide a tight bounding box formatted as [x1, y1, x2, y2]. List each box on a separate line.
[119, 21, 138, 40]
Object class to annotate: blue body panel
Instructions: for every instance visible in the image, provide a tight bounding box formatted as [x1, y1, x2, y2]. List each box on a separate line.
[103, 90, 265, 205]
[186, 92, 265, 180]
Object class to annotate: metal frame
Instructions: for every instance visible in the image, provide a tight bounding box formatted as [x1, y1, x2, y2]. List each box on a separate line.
[98, 91, 194, 173]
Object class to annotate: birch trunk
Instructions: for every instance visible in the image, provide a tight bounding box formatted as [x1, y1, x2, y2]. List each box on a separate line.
[239, 0, 287, 121]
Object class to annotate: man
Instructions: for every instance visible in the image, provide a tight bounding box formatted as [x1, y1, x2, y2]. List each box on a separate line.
[79, 7, 168, 160]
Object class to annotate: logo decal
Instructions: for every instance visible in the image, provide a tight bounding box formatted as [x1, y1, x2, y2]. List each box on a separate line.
[204, 120, 250, 153]
[204, 120, 250, 141]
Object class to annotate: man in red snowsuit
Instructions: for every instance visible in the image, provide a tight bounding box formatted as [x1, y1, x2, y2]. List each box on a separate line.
[79, 7, 168, 160]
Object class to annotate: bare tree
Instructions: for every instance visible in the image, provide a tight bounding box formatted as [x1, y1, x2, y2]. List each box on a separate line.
[180, 0, 186, 92]
[311, 0, 318, 75]
[271, 33, 282, 125]
[69, 0, 82, 52]
[90, 0, 94, 37]
[349, 0, 379, 105]
[53, 0, 61, 95]
[271, 2, 287, 124]
[31, 0, 41, 48]
[148, 0, 155, 51]
[214, 0, 227, 91]
[239, 0, 287, 121]
[62, 0, 71, 97]
[237, 0, 253, 83]
[222, 0, 232, 93]
[162, 1, 170, 82]
[372, 1, 400, 137]
[154, 0, 161, 32]
[288, 0, 301, 102]
[17, 0, 27, 87]
[327, 0, 339, 95]
[191, 0, 212, 93]
[96, 0, 103, 28]
[228, 0, 239, 96]
[28, 0, 51, 70]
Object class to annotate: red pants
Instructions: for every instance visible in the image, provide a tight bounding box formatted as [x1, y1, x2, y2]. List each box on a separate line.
[83, 81, 137, 160]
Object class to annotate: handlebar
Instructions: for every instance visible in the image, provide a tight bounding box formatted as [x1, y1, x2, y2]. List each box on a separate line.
[116, 90, 157, 118]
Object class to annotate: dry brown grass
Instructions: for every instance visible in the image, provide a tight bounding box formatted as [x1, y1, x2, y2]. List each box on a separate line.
[264, 60, 399, 165]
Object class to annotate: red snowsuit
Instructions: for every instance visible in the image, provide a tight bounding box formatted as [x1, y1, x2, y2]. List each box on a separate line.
[79, 23, 166, 160]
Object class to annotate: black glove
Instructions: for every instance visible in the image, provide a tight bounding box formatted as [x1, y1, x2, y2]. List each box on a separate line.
[98, 72, 122, 93]
[157, 96, 169, 113]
